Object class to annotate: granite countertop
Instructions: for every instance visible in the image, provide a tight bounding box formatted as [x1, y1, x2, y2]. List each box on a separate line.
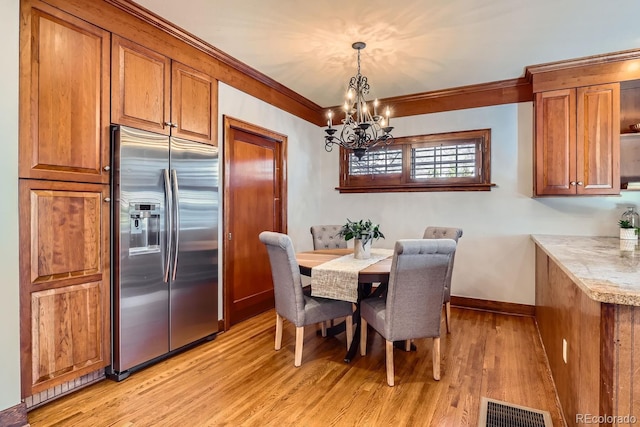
[531, 235, 640, 306]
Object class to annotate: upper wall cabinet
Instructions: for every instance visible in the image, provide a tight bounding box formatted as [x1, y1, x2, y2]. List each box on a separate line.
[111, 35, 217, 145]
[19, 4, 111, 184]
[534, 83, 620, 196]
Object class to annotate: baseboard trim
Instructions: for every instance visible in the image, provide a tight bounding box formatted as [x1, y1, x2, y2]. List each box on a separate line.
[0, 402, 29, 427]
[451, 296, 535, 317]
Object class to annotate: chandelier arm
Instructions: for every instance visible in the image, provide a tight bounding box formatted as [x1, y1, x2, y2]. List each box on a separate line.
[323, 41, 394, 159]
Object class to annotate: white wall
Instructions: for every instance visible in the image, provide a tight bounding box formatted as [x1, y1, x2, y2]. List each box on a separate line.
[310, 103, 640, 304]
[216, 86, 640, 306]
[0, 0, 22, 411]
[216, 83, 320, 315]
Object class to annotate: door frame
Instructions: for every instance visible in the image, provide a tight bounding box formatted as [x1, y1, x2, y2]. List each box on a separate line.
[222, 116, 288, 331]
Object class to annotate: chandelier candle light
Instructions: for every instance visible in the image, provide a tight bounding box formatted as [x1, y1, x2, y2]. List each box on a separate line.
[324, 42, 394, 160]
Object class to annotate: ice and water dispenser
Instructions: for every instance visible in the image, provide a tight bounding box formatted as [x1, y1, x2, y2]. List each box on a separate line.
[129, 203, 160, 255]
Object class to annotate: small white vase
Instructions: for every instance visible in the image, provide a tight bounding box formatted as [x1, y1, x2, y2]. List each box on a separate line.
[620, 228, 638, 240]
[353, 239, 371, 259]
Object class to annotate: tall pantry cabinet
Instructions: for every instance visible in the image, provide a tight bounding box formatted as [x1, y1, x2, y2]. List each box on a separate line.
[18, 0, 111, 397]
[18, 0, 218, 399]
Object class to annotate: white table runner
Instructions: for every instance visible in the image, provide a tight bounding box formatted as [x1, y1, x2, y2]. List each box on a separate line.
[311, 249, 393, 303]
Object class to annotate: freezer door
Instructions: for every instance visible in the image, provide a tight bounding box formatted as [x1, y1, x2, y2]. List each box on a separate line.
[169, 137, 219, 350]
[113, 125, 170, 372]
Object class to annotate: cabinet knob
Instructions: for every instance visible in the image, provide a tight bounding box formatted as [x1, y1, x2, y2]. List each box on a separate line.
[570, 181, 577, 186]
[103, 166, 111, 171]
[104, 197, 111, 203]
[577, 181, 583, 186]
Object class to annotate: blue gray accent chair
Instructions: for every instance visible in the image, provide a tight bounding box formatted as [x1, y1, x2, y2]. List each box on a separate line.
[423, 226, 463, 333]
[359, 239, 456, 386]
[259, 231, 354, 367]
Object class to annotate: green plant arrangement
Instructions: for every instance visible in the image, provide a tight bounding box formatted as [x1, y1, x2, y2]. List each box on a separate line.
[337, 219, 385, 245]
[618, 220, 640, 238]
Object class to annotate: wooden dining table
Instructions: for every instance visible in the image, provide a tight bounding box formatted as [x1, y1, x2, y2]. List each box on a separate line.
[296, 248, 392, 283]
[295, 248, 393, 362]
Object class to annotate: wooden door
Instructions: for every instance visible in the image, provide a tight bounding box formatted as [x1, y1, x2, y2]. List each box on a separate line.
[19, 4, 110, 184]
[111, 35, 171, 135]
[576, 83, 620, 195]
[19, 180, 110, 397]
[534, 89, 576, 196]
[172, 61, 217, 145]
[224, 118, 287, 327]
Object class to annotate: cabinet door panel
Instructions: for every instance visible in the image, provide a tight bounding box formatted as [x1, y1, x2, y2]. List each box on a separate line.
[20, 7, 110, 184]
[576, 83, 620, 195]
[19, 180, 110, 397]
[31, 282, 104, 391]
[535, 89, 576, 195]
[112, 35, 171, 135]
[172, 62, 217, 145]
[29, 188, 101, 284]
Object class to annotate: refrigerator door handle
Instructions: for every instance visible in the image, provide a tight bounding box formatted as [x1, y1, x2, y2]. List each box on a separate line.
[163, 168, 172, 283]
[171, 169, 180, 281]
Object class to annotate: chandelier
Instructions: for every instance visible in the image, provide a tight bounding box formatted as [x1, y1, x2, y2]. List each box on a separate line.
[324, 42, 394, 160]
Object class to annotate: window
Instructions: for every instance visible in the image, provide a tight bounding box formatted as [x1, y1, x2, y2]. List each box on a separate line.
[338, 129, 493, 193]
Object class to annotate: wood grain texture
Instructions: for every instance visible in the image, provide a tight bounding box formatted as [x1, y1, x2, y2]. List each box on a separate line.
[39, 0, 536, 129]
[535, 248, 640, 426]
[111, 34, 171, 134]
[223, 117, 287, 328]
[0, 402, 28, 427]
[172, 61, 217, 145]
[534, 89, 577, 196]
[19, 0, 110, 184]
[27, 308, 564, 426]
[613, 305, 640, 422]
[31, 282, 104, 393]
[528, 49, 640, 93]
[19, 179, 111, 398]
[575, 83, 620, 195]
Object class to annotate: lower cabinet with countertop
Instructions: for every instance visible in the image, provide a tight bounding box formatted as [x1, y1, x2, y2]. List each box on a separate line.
[533, 235, 640, 426]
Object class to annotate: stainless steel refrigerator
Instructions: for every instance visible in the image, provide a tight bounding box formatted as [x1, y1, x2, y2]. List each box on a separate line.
[108, 125, 219, 381]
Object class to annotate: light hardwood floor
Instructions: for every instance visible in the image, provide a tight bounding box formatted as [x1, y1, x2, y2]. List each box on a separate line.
[28, 307, 564, 426]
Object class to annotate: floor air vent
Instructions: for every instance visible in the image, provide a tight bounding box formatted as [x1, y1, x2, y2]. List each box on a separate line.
[478, 397, 553, 427]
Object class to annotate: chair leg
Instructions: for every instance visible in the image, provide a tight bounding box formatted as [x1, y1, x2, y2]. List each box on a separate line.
[320, 321, 327, 337]
[275, 313, 283, 350]
[345, 315, 353, 350]
[386, 340, 394, 386]
[294, 326, 304, 367]
[432, 337, 441, 381]
[404, 339, 411, 352]
[360, 317, 368, 356]
[445, 301, 451, 333]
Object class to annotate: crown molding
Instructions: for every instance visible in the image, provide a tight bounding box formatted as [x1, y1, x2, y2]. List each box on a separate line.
[526, 48, 640, 78]
[103, 0, 323, 113]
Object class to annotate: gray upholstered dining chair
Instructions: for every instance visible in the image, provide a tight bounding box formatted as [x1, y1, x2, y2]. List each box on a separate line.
[310, 225, 347, 249]
[423, 226, 463, 333]
[259, 231, 354, 367]
[359, 239, 456, 386]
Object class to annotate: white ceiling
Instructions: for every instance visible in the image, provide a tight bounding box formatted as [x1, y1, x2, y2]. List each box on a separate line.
[134, 0, 640, 108]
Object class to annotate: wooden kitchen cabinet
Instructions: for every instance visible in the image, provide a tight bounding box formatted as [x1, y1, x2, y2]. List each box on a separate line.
[19, 3, 111, 184]
[112, 35, 216, 145]
[18, 179, 110, 396]
[534, 83, 620, 196]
